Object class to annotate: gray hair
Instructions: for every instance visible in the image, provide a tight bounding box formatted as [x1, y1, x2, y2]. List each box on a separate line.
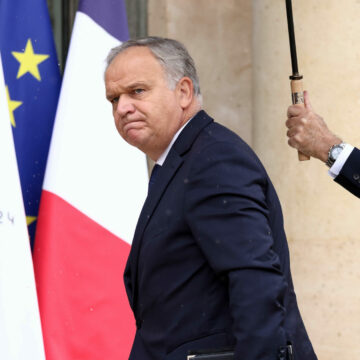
[105, 36, 202, 100]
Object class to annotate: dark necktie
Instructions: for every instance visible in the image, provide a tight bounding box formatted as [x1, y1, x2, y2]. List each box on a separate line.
[148, 164, 161, 193]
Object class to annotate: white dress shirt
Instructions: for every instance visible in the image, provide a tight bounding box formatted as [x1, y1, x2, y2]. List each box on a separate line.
[156, 119, 192, 166]
[328, 143, 354, 179]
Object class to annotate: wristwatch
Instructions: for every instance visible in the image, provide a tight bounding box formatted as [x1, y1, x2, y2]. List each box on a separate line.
[326, 142, 345, 168]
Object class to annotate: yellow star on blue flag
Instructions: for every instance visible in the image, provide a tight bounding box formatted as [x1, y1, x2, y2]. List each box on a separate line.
[5, 85, 22, 127]
[12, 39, 49, 81]
[0, 0, 61, 247]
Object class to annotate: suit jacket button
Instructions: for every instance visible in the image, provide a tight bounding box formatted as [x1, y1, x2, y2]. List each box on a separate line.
[353, 173, 360, 180]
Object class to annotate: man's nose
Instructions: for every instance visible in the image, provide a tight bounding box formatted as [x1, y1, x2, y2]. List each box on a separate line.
[116, 95, 135, 117]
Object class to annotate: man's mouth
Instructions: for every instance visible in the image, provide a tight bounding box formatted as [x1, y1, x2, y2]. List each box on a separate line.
[123, 120, 144, 133]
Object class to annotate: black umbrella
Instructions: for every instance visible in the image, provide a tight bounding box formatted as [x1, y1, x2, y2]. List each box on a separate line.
[286, 0, 310, 161]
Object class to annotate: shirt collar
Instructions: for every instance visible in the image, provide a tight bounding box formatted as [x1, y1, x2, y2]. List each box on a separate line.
[156, 118, 193, 166]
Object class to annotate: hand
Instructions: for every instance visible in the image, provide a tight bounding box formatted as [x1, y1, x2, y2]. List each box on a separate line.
[286, 91, 342, 162]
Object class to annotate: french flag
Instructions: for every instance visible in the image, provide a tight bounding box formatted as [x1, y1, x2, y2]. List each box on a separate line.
[33, 1, 148, 359]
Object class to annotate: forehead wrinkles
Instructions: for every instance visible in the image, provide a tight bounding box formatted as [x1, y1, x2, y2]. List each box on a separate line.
[110, 47, 166, 81]
[106, 64, 172, 100]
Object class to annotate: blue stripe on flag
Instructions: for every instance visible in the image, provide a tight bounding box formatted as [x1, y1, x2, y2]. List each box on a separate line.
[78, 0, 129, 41]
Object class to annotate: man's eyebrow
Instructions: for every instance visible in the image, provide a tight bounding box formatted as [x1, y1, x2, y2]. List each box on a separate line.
[127, 81, 148, 89]
[106, 92, 115, 101]
[106, 81, 149, 100]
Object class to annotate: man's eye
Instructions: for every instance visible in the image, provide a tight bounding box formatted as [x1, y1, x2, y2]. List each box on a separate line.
[111, 97, 119, 104]
[133, 88, 144, 95]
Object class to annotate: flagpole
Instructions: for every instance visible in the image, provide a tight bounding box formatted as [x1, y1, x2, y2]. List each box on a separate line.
[61, 0, 70, 70]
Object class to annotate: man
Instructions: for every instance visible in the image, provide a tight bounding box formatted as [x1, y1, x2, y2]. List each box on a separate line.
[286, 91, 360, 198]
[105, 37, 317, 360]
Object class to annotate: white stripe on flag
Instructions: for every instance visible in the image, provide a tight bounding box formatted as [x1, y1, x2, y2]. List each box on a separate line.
[0, 55, 45, 360]
[43, 12, 148, 244]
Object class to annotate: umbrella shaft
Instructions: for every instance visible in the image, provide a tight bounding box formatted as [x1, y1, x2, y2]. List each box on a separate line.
[286, 0, 299, 75]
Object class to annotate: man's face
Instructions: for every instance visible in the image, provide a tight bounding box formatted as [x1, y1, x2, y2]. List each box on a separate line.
[105, 46, 185, 160]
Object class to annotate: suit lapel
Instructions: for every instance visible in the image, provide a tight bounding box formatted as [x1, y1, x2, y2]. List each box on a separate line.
[127, 151, 183, 308]
[126, 110, 213, 309]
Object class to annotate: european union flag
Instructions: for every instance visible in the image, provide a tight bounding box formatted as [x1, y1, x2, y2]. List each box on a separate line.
[0, 0, 61, 245]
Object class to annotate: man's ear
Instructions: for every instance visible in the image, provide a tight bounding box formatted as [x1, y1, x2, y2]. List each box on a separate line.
[177, 77, 194, 109]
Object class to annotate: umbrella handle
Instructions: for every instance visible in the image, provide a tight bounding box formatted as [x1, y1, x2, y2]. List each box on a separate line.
[290, 79, 310, 161]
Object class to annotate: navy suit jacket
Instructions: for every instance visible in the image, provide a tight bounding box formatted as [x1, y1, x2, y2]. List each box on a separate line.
[335, 147, 360, 198]
[124, 111, 317, 360]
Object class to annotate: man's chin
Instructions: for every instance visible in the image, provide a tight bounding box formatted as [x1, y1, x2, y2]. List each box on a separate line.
[124, 132, 146, 150]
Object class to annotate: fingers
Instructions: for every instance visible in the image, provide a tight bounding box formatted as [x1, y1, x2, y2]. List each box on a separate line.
[287, 137, 298, 150]
[285, 117, 293, 129]
[303, 90, 312, 111]
[287, 103, 304, 118]
[286, 112, 306, 129]
[287, 127, 306, 151]
[287, 89, 312, 118]
[286, 126, 298, 138]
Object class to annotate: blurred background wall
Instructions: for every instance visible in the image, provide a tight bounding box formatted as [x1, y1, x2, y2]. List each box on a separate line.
[48, 1, 360, 358]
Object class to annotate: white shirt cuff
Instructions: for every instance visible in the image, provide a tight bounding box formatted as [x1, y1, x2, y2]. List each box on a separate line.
[328, 144, 354, 179]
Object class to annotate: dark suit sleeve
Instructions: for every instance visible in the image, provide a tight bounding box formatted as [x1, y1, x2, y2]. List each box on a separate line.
[334, 147, 360, 198]
[184, 141, 288, 359]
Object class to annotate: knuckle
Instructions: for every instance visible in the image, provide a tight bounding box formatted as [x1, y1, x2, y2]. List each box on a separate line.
[299, 117, 307, 125]
[293, 133, 304, 144]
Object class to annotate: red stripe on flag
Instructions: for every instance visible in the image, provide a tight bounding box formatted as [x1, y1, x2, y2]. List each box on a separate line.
[33, 191, 135, 360]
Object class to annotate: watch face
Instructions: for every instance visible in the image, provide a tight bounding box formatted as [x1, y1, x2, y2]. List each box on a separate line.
[331, 145, 343, 160]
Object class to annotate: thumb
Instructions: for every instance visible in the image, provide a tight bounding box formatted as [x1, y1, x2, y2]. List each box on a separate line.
[303, 90, 313, 110]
